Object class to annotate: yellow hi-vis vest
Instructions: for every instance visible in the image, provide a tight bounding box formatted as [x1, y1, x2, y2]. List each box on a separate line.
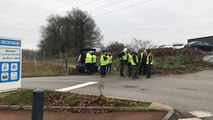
[100, 55, 108, 66]
[85, 53, 92, 63]
[131, 54, 138, 66]
[108, 56, 113, 64]
[122, 52, 127, 60]
[92, 55, 97, 63]
[146, 53, 153, 65]
[128, 53, 132, 63]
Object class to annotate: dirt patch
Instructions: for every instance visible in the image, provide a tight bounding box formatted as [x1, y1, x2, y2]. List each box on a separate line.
[0, 109, 167, 120]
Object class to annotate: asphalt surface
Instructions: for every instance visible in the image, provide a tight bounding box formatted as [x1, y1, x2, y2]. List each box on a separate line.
[22, 70, 213, 119]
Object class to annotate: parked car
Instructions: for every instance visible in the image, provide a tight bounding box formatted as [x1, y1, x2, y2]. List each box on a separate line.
[158, 45, 166, 48]
[173, 43, 184, 49]
[159, 44, 173, 49]
[184, 41, 213, 51]
[76, 48, 99, 73]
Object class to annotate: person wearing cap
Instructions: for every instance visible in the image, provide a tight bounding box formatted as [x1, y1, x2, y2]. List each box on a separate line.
[85, 51, 93, 75]
[100, 50, 108, 78]
[131, 48, 139, 79]
[119, 48, 128, 77]
[146, 50, 153, 78]
[139, 49, 147, 75]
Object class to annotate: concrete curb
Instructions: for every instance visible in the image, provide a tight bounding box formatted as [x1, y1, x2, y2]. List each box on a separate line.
[0, 105, 162, 111]
[150, 102, 174, 120]
[106, 96, 174, 120]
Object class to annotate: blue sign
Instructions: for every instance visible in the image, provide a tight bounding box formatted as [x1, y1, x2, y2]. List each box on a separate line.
[0, 38, 21, 83]
[0, 62, 20, 82]
[0, 39, 21, 47]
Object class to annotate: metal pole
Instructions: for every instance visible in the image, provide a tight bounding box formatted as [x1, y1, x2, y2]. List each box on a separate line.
[32, 89, 44, 120]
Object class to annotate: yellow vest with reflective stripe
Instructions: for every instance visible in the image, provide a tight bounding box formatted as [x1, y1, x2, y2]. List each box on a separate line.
[85, 53, 92, 63]
[122, 52, 127, 60]
[100, 55, 108, 66]
[92, 55, 97, 63]
[146, 53, 153, 65]
[140, 52, 144, 61]
[128, 53, 132, 63]
[108, 56, 113, 64]
[131, 54, 138, 65]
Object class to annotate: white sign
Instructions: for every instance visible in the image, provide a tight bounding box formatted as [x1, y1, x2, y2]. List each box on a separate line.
[0, 37, 22, 92]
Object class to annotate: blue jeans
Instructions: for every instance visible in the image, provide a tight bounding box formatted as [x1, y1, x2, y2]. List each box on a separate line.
[100, 65, 106, 77]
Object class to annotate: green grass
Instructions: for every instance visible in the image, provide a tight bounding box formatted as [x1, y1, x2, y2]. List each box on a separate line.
[0, 90, 151, 108]
[112, 58, 120, 71]
[153, 54, 209, 74]
[111, 53, 210, 74]
[22, 61, 76, 77]
[0, 90, 33, 105]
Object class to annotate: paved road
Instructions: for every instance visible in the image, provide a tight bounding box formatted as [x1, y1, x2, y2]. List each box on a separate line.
[22, 70, 213, 118]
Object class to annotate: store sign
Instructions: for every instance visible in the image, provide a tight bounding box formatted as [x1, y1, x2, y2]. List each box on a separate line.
[0, 38, 21, 92]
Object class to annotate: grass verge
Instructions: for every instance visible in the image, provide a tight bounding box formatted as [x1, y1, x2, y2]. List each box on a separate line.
[0, 89, 151, 108]
[22, 61, 77, 77]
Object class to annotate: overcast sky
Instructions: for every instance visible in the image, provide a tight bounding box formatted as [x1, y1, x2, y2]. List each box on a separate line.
[1, 0, 213, 49]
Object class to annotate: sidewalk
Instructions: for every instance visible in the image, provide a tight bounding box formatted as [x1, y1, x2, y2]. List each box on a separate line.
[0, 109, 167, 120]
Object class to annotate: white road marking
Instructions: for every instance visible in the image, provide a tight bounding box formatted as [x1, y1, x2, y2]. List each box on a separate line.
[189, 111, 213, 118]
[55, 82, 98, 92]
[179, 118, 202, 120]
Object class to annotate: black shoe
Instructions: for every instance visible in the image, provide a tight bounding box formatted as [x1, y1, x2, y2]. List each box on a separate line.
[120, 75, 126, 77]
[136, 76, 139, 79]
[146, 76, 151, 78]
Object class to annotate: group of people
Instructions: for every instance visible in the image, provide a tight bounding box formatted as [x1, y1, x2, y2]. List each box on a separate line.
[84, 51, 97, 75]
[84, 51, 113, 77]
[120, 48, 153, 79]
[83, 48, 153, 79]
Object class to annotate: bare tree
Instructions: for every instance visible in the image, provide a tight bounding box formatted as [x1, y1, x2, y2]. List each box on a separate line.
[105, 41, 125, 58]
[38, 8, 103, 57]
[130, 38, 153, 50]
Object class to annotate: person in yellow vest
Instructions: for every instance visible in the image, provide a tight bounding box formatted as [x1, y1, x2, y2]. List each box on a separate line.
[127, 51, 132, 77]
[100, 50, 108, 78]
[119, 48, 128, 77]
[91, 52, 97, 73]
[146, 50, 153, 78]
[85, 51, 92, 75]
[139, 49, 147, 75]
[131, 48, 139, 79]
[107, 52, 113, 73]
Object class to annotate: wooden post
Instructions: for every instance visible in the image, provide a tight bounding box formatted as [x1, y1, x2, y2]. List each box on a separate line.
[43, 51, 46, 61]
[65, 53, 68, 72]
[60, 51, 62, 61]
[34, 59, 38, 72]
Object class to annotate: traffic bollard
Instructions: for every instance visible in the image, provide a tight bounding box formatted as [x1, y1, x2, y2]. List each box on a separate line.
[32, 89, 44, 120]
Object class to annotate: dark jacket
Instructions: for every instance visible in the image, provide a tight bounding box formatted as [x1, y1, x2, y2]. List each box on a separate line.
[139, 52, 147, 65]
[119, 52, 127, 62]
